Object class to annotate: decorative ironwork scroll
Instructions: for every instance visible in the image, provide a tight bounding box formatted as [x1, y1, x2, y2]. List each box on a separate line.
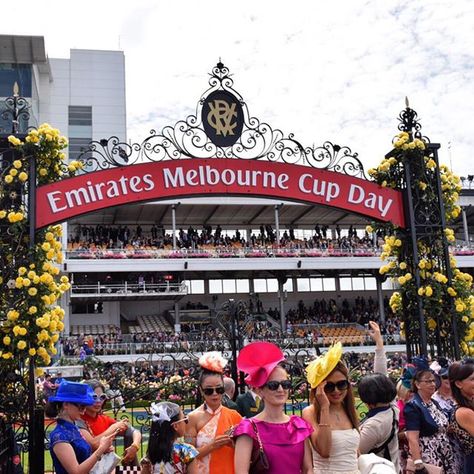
[78, 62, 366, 179]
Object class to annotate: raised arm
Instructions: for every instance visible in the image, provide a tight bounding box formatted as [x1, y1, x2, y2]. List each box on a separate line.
[369, 321, 387, 375]
[302, 382, 332, 458]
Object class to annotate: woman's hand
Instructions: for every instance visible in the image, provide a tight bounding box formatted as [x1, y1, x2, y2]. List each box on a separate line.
[315, 381, 330, 411]
[368, 321, 383, 348]
[97, 431, 116, 456]
[212, 434, 232, 449]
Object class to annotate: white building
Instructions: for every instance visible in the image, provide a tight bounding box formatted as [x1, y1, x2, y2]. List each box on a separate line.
[0, 34, 127, 154]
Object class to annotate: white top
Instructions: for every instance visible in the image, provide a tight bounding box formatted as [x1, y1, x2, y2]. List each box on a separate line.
[313, 428, 360, 473]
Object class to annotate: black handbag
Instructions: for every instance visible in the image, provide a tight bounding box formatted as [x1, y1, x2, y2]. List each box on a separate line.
[249, 419, 270, 473]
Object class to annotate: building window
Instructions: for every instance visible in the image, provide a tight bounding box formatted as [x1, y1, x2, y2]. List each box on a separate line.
[69, 106, 92, 126]
[0, 64, 32, 97]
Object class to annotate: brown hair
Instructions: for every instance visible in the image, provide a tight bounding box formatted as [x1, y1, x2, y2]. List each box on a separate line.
[309, 361, 359, 429]
[449, 361, 474, 408]
[411, 369, 432, 394]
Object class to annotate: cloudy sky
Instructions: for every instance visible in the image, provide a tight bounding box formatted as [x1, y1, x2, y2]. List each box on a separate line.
[7, 0, 474, 177]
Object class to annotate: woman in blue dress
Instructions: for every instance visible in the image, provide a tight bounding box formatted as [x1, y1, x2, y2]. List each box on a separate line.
[47, 381, 116, 474]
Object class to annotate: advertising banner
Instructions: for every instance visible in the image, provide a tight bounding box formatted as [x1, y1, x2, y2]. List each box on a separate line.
[36, 159, 405, 228]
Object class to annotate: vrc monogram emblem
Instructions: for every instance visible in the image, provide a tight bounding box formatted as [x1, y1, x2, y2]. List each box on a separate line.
[202, 90, 244, 147]
[207, 100, 238, 136]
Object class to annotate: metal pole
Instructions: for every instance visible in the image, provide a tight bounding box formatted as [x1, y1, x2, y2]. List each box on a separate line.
[229, 300, 238, 387]
[404, 160, 428, 356]
[274, 205, 280, 246]
[431, 146, 460, 359]
[462, 207, 469, 245]
[376, 276, 386, 324]
[28, 147, 43, 474]
[278, 280, 285, 331]
[172, 205, 177, 250]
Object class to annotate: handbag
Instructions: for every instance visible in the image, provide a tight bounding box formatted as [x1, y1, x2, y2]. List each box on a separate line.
[358, 453, 397, 474]
[406, 458, 443, 474]
[249, 419, 270, 473]
[90, 452, 122, 474]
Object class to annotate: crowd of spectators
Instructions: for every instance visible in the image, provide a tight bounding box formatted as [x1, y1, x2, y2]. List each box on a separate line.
[67, 223, 377, 255]
[61, 296, 402, 358]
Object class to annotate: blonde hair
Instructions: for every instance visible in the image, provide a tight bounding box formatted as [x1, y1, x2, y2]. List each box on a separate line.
[396, 380, 411, 401]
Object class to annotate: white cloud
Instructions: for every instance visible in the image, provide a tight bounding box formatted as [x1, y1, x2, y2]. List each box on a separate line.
[6, 0, 474, 176]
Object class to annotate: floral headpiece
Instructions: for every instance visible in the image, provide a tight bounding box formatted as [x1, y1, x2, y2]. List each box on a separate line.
[150, 401, 180, 424]
[199, 352, 228, 374]
[306, 342, 343, 389]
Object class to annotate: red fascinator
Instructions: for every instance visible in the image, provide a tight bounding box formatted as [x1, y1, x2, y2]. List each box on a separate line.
[237, 342, 285, 388]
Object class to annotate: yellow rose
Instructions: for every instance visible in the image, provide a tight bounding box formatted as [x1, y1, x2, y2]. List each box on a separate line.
[18, 172, 28, 182]
[3, 336, 11, 345]
[0, 210, 6, 219]
[17, 341, 27, 350]
[28, 287, 38, 296]
[29, 348, 36, 356]
[28, 306, 38, 314]
[4, 175, 13, 184]
[13, 160, 22, 169]
[399, 262, 407, 270]
[425, 286, 433, 297]
[41, 242, 51, 252]
[2, 353, 13, 360]
[398, 276, 407, 285]
[418, 287, 425, 296]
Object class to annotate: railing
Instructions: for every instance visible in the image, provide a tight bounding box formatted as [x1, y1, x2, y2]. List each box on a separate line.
[60, 334, 403, 357]
[70, 282, 188, 296]
[66, 246, 380, 259]
[65, 243, 474, 260]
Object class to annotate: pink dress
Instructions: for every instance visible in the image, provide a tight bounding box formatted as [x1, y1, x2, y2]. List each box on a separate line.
[233, 416, 313, 474]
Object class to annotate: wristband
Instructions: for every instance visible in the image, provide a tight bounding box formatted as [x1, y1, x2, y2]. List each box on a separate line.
[414, 459, 424, 465]
[131, 443, 140, 451]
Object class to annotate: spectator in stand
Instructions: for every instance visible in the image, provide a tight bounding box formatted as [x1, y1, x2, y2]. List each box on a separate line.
[43, 373, 58, 399]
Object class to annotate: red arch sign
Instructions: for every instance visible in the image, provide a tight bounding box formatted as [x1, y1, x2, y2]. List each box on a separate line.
[36, 159, 405, 229]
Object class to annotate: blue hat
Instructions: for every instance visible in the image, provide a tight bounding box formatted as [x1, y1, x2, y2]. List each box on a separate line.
[49, 381, 95, 405]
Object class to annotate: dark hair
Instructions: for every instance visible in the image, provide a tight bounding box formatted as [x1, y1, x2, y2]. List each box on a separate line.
[411, 369, 432, 393]
[45, 401, 62, 418]
[310, 361, 359, 429]
[198, 369, 224, 387]
[449, 361, 474, 408]
[147, 410, 181, 464]
[358, 373, 397, 405]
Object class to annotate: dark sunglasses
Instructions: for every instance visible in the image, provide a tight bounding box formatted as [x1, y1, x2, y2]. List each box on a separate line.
[93, 394, 108, 401]
[264, 380, 292, 391]
[441, 375, 449, 380]
[324, 380, 349, 393]
[202, 386, 225, 396]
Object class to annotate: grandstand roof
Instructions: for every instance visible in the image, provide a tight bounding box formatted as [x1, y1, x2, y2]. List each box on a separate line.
[69, 196, 374, 228]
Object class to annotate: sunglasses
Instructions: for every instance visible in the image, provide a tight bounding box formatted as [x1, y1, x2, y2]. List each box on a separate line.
[202, 386, 225, 396]
[93, 394, 108, 401]
[172, 416, 189, 426]
[264, 380, 292, 391]
[324, 380, 350, 393]
[441, 375, 449, 380]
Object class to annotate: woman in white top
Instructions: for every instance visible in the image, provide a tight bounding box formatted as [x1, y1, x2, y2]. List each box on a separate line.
[302, 343, 360, 473]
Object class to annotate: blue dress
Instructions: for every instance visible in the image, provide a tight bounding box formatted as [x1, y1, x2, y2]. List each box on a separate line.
[50, 418, 92, 474]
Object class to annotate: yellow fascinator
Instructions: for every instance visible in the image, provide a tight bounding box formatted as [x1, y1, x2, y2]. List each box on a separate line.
[306, 342, 343, 389]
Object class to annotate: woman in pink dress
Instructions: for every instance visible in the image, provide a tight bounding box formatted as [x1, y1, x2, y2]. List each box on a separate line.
[233, 342, 313, 474]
